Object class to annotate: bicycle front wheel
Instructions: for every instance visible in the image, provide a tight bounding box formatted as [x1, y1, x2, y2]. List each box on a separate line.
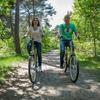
[69, 56, 79, 83]
[28, 56, 36, 84]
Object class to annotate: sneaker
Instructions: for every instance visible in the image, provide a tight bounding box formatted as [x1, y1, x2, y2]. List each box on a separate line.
[39, 67, 42, 72]
[60, 65, 64, 69]
[36, 67, 40, 72]
[36, 67, 42, 72]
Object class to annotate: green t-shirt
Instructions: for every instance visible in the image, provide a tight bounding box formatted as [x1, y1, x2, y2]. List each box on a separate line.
[59, 23, 77, 40]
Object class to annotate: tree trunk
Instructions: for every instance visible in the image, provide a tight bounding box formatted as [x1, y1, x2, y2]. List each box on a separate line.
[28, 11, 31, 27]
[33, 0, 35, 16]
[14, 0, 21, 55]
[10, 10, 13, 35]
[90, 20, 97, 57]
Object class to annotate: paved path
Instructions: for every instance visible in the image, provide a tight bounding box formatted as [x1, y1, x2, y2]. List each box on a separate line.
[0, 50, 100, 100]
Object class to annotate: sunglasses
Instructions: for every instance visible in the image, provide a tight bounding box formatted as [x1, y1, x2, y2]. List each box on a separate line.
[67, 28, 69, 32]
[34, 19, 38, 21]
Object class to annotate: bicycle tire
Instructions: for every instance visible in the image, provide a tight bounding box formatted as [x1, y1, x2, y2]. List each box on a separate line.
[64, 55, 68, 73]
[28, 56, 37, 84]
[69, 56, 79, 83]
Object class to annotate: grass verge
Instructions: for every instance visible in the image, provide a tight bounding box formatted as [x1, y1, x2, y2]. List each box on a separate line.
[0, 56, 26, 83]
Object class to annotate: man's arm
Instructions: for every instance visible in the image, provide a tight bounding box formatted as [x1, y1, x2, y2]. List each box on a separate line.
[75, 32, 80, 40]
[73, 24, 80, 40]
[58, 24, 64, 38]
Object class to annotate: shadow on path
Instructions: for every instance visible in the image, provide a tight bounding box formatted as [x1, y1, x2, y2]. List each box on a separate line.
[0, 50, 100, 100]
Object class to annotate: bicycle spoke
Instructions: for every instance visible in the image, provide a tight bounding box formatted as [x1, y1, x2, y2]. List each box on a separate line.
[28, 56, 37, 84]
[69, 56, 79, 82]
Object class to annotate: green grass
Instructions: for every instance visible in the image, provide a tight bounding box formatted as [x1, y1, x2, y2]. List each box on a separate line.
[79, 56, 100, 71]
[77, 52, 100, 81]
[0, 56, 26, 83]
[0, 45, 100, 83]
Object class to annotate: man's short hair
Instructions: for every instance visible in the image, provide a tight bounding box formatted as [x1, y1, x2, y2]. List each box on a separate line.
[64, 14, 70, 20]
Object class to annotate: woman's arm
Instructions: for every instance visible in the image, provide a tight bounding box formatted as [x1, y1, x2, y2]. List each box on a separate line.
[24, 27, 31, 38]
[40, 27, 44, 37]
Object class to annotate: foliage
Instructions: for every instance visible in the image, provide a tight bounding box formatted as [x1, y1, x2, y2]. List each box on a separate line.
[0, 0, 56, 55]
[0, 0, 100, 82]
[20, 0, 56, 26]
[0, 0, 15, 40]
[72, 0, 100, 56]
[0, 38, 15, 57]
[42, 26, 59, 53]
[0, 55, 25, 82]
[21, 26, 59, 54]
[0, 19, 11, 40]
[0, 0, 15, 15]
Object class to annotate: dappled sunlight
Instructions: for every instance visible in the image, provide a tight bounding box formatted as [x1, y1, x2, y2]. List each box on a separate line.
[43, 50, 60, 67]
[38, 86, 61, 97]
[0, 50, 100, 100]
[0, 0, 100, 99]
[85, 79, 95, 83]
[84, 79, 100, 92]
[90, 85, 99, 92]
[79, 56, 100, 76]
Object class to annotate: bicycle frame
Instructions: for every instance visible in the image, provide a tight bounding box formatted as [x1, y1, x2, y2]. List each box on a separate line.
[28, 39, 38, 84]
[30, 40, 37, 67]
[64, 41, 74, 66]
[64, 41, 79, 83]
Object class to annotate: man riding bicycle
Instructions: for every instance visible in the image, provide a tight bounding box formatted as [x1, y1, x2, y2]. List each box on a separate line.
[59, 13, 80, 69]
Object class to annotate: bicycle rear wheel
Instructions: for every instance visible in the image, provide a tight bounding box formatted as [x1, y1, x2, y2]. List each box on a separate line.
[28, 56, 36, 84]
[69, 56, 79, 83]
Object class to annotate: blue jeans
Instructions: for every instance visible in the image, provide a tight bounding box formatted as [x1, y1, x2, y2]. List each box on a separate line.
[60, 40, 74, 67]
[27, 40, 42, 67]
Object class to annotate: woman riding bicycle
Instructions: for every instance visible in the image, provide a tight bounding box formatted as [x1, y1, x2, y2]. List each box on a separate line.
[59, 13, 80, 69]
[26, 17, 44, 72]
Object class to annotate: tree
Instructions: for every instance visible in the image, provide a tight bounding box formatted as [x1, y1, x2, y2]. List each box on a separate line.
[0, 0, 15, 40]
[72, 0, 100, 56]
[0, 0, 56, 55]
[19, 0, 56, 26]
[14, 0, 21, 55]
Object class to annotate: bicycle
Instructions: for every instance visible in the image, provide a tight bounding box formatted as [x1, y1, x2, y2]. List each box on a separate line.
[63, 41, 79, 83]
[28, 39, 40, 84]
